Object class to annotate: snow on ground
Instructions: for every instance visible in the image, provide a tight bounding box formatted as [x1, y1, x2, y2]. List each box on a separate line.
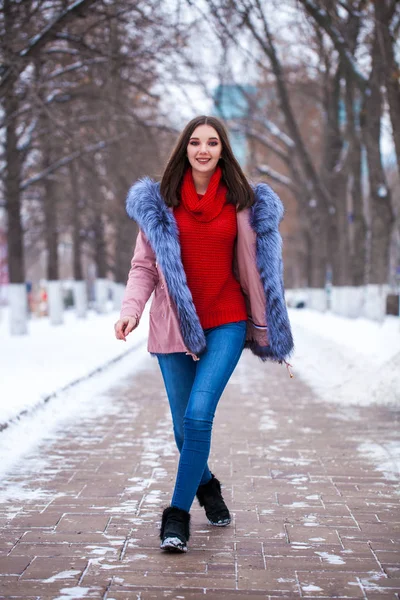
[1, 306, 399, 429]
[0, 305, 149, 426]
[289, 309, 400, 406]
[0, 346, 148, 487]
[0, 305, 399, 480]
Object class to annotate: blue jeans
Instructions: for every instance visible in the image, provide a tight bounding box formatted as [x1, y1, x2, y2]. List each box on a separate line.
[156, 319, 247, 512]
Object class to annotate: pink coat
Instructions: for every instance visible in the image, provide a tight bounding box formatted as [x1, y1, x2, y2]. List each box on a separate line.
[122, 210, 270, 357]
[119, 177, 294, 368]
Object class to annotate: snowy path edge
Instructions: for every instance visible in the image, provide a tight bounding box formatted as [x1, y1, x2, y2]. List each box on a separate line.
[0, 341, 146, 433]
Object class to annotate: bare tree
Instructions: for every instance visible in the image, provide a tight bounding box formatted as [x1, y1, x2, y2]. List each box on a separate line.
[299, 0, 397, 284]
[202, 0, 397, 289]
[1, 0, 195, 331]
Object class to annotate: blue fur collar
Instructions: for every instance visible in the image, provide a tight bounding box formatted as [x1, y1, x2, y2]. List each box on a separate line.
[126, 178, 284, 236]
[125, 178, 293, 362]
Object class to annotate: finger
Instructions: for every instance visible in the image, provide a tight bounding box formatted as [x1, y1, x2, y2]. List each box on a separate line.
[125, 322, 134, 335]
[115, 324, 126, 340]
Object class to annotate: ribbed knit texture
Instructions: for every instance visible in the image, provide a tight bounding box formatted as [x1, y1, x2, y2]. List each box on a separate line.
[174, 166, 247, 329]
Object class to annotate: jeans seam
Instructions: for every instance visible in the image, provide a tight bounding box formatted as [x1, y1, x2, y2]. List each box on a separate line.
[186, 329, 246, 423]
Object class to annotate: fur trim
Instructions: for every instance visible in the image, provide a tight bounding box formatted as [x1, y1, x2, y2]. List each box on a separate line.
[195, 473, 231, 525]
[126, 177, 294, 362]
[160, 505, 191, 541]
[250, 184, 294, 361]
[126, 177, 206, 355]
[196, 473, 222, 507]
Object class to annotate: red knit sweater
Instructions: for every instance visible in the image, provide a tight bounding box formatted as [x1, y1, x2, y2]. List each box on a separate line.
[174, 193, 248, 329]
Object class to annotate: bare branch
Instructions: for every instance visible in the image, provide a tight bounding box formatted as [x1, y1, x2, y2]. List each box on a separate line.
[245, 128, 290, 163]
[17, 117, 39, 153]
[256, 164, 297, 191]
[19, 0, 96, 58]
[298, 0, 368, 90]
[44, 58, 108, 81]
[1, 0, 97, 94]
[249, 116, 295, 149]
[20, 134, 129, 191]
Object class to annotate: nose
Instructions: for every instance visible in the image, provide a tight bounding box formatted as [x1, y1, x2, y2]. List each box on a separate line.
[197, 142, 210, 155]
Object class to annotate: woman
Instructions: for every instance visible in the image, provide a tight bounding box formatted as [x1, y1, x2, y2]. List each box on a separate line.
[114, 115, 294, 553]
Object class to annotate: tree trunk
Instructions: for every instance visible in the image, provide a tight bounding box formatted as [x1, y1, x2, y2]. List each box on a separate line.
[309, 213, 328, 288]
[38, 62, 59, 282]
[348, 143, 366, 286]
[303, 229, 312, 288]
[361, 28, 394, 284]
[321, 65, 350, 285]
[375, 0, 400, 175]
[4, 78, 24, 284]
[43, 172, 59, 281]
[103, 10, 134, 286]
[93, 216, 107, 279]
[69, 162, 83, 281]
[344, 61, 367, 287]
[115, 218, 137, 284]
[4, 0, 24, 284]
[330, 174, 351, 285]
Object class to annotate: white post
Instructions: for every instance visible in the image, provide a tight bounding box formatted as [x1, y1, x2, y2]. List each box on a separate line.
[362, 284, 389, 321]
[113, 282, 125, 312]
[307, 288, 328, 312]
[331, 286, 365, 318]
[8, 283, 28, 335]
[47, 280, 64, 325]
[73, 280, 87, 318]
[95, 278, 108, 314]
[345, 286, 364, 318]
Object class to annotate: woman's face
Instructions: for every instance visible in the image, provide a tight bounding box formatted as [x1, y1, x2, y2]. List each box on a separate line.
[186, 124, 222, 175]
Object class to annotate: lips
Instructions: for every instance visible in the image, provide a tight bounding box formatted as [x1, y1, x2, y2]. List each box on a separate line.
[196, 158, 211, 163]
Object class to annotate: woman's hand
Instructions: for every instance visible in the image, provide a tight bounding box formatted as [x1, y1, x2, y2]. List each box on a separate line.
[114, 316, 138, 341]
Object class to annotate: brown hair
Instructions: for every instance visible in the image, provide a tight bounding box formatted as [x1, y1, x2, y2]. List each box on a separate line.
[160, 115, 254, 210]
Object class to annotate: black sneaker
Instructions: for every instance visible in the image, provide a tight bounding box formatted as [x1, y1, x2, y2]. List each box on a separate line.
[196, 473, 231, 526]
[159, 505, 191, 552]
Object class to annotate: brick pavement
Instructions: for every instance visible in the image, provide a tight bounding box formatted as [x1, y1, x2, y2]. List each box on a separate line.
[0, 349, 399, 599]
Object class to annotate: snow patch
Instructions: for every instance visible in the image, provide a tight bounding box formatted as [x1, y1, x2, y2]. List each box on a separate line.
[44, 569, 81, 583]
[302, 584, 323, 592]
[316, 551, 346, 565]
[85, 546, 117, 557]
[358, 441, 400, 480]
[54, 587, 92, 600]
[288, 310, 400, 407]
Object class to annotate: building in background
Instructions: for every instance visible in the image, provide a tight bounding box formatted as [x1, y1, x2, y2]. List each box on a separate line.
[212, 83, 300, 289]
[212, 84, 257, 170]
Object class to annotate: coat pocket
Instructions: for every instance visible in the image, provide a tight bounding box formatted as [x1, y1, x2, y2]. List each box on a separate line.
[149, 281, 168, 314]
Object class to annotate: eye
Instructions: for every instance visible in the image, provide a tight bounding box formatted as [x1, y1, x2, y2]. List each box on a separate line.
[188, 140, 219, 146]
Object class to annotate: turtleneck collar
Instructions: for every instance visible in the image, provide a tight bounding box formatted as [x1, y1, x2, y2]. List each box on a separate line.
[180, 165, 227, 222]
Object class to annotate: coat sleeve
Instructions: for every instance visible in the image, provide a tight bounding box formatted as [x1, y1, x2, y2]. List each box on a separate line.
[120, 228, 159, 321]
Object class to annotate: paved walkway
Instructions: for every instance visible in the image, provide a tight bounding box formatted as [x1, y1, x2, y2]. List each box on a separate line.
[0, 349, 399, 599]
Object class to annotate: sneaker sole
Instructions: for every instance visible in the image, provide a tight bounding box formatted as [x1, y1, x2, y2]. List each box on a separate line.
[160, 536, 187, 552]
[207, 517, 231, 526]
